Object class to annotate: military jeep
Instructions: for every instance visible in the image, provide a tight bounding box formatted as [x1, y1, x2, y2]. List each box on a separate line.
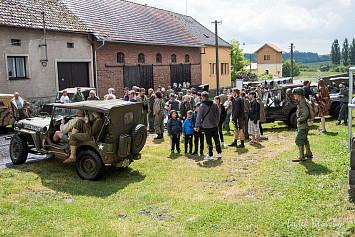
[261, 84, 304, 128]
[10, 99, 147, 180]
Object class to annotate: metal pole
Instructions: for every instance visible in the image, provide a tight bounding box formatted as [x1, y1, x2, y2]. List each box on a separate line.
[249, 55, 252, 72]
[212, 20, 221, 95]
[290, 43, 293, 83]
[348, 67, 355, 151]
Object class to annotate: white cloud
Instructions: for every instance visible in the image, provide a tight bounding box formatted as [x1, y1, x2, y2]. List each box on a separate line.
[129, 0, 355, 54]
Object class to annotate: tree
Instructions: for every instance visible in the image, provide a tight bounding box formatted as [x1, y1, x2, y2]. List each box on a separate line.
[230, 39, 250, 81]
[342, 38, 349, 66]
[282, 59, 300, 77]
[330, 39, 341, 65]
[350, 38, 355, 65]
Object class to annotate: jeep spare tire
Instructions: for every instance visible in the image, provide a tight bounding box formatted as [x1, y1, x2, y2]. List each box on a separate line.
[131, 124, 147, 154]
[10, 134, 28, 165]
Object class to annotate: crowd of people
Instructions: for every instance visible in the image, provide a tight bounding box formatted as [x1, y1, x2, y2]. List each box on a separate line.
[10, 77, 349, 162]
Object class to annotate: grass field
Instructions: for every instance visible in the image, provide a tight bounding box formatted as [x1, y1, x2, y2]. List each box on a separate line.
[1, 118, 355, 236]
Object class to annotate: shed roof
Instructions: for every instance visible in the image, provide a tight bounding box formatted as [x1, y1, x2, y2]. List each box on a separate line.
[62, 0, 205, 47]
[0, 0, 90, 33]
[166, 11, 232, 48]
[254, 43, 284, 54]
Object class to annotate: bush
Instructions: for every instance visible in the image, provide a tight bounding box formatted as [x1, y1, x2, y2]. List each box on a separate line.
[234, 71, 258, 81]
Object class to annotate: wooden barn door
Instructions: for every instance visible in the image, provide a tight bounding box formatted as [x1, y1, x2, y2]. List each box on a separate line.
[124, 65, 154, 90]
[58, 62, 89, 90]
[170, 64, 191, 87]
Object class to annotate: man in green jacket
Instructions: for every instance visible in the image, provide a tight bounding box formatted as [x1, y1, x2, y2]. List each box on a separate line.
[292, 88, 312, 162]
[63, 111, 104, 163]
[71, 87, 85, 102]
[153, 91, 165, 139]
[336, 82, 349, 125]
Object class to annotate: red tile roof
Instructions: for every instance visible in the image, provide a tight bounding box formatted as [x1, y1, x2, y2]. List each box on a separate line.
[254, 43, 284, 53]
[62, 0, 205, 47]
[0, 0, 90, 33]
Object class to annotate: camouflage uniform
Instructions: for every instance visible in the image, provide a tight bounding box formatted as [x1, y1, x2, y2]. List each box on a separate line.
[153, 97, 165, 135]
[137, 94, 148, 127]
[293, 88, 312, 162]
[147, 93, 155, 130]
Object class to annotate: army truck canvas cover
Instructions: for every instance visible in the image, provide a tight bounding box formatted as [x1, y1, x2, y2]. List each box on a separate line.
[0, 94, 13, 128]
[10, 99, 147, 180]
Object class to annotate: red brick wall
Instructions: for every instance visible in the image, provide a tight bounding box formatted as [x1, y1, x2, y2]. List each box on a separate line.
[94, 41, 201, 98]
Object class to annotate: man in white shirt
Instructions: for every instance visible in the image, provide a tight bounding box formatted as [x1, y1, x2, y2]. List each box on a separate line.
[60, 90, 70, 104]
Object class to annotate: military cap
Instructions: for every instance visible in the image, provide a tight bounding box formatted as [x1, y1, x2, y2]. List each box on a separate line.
[340, 81, 347, 86]
[292, 87, 305, 96]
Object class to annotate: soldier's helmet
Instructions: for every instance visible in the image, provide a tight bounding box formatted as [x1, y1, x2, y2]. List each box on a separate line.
[292, 87, 305, 96]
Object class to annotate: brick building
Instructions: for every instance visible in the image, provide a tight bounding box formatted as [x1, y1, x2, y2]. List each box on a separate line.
[63, 0, 204, 98]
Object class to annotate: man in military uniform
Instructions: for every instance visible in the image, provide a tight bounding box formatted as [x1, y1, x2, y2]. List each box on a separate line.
[220, 88, 228, 105]
[336, 82, 349, 125]
[147, 88, 155, 132]
[71, 87, 85, 102]
[137, 88, 148, 127]
[292, 88, 313, 162]
[153, 91, 165, 139]
[167, 86, 174, 97]
[63, 111, 104, 163]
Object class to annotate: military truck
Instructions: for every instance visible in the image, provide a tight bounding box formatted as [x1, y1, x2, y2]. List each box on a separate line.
[0, 94, 14, 128]
[10, 99, 147, 180]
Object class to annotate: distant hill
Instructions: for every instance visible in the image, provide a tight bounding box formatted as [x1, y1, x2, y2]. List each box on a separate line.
[244, 52, 330, 64]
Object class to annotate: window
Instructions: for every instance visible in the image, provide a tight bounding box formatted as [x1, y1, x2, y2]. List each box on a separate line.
[209, 63, 216, 76]
[264, 55, 270, 61]
[156, 53, 162, 63]
[138, 53, 145, 63]
[117, 52, 125, 63]
[171, 54, 176, 63]
[185, 54, 189, 63]
[11, 39, 21, 46]
[67, 42, 74, 48]
[221, 63, 229, 75]
[7, 56, 26, 79]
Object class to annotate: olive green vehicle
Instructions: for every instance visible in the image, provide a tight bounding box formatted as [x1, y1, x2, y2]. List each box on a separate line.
[10, 99, 147, 180]
[0, 94, 14, 128]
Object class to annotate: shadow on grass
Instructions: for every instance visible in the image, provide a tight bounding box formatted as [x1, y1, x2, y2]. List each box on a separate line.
[152, 138, 165, 144]
[197, 158, 223, 168]
[234, 148, 249, 154]
[325, 131, 339, 136]
[9, 158, 146, 197]
[167, 153, 182, 159]
[300, 159, 332, 175]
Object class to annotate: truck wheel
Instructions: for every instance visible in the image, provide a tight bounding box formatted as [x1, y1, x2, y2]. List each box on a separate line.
[75, 150, 104, 181]
[10, 134, 28, 165]
[131, 124, 147, 155]
[289, 112, 297, 128]
[330, 104, 340, 118]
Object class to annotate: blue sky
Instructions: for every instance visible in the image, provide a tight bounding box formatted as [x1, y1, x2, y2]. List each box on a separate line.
[130, 0, 355, 55]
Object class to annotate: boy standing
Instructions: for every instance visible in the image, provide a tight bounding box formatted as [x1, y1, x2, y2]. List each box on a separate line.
[191, 102, 204, 156]
[248, 92, 261, 145]
[182, 110, 194, 154]
[167, 110, 182, 153]
[292, 88, 313, 162]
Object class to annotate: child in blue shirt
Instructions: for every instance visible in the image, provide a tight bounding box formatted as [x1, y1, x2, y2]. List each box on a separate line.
[182, 110, 194, 154]
[167, 110, 182, 153]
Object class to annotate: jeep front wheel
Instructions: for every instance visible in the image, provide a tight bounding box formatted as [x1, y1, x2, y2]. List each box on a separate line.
[75, 150, 104, 181]
[10, 134, 28, 165]
[289, 112, 297, 128]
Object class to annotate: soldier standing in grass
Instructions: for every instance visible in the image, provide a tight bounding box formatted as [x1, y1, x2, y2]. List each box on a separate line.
[336, 82, 349, 125]
[137, 88, 148, 127]
[153, 91, 165, 139]
[147, 88, 155, 132]
[292, 88, 313, 162]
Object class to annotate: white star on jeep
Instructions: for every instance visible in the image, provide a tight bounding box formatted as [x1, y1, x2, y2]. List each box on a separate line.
[98, 144, 104, 150]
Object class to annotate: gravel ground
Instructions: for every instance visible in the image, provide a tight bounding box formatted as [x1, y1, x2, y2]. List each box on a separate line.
[0, 128, 49, 169]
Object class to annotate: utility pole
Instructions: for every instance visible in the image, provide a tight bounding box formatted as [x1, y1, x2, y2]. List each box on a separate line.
[290, 43, 294, 83]
[212, 20, 222, 95]
[250, 55, 252, 72]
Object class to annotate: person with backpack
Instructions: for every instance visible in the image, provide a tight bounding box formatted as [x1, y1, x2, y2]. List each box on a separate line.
[194, 92, 222, 160]
[292, 88, 313, 162]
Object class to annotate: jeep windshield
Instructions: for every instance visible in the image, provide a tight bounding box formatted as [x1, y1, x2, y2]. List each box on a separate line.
[52, 107, 77, 120]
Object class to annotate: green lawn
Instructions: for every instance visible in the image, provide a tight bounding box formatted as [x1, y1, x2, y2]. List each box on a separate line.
[1, 119, 355, 236]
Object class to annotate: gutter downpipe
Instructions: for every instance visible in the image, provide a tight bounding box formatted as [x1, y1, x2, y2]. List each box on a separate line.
[94, 40, 105, 95]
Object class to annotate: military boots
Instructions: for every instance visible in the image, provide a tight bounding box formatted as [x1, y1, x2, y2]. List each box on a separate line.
[292, 146, 306, 162]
